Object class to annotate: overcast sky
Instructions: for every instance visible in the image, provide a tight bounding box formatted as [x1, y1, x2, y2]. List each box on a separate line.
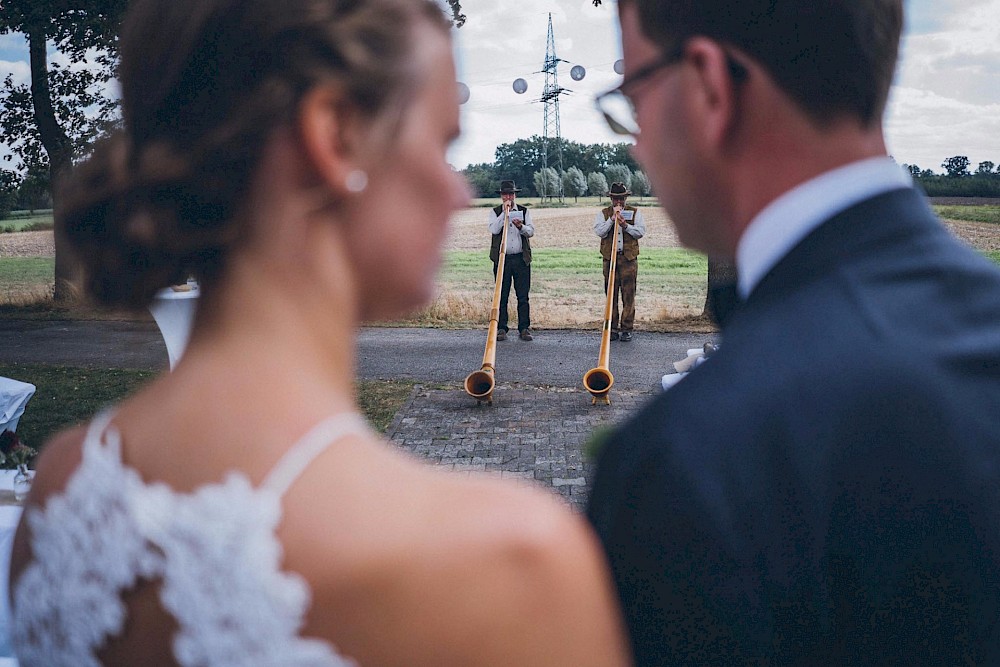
[3, 0, 1000, 174]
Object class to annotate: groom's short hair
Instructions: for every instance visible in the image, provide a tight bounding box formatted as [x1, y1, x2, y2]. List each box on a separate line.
[619, 0, 903, 127]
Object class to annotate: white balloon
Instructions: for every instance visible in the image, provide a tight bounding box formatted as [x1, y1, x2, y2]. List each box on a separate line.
[456, 82, 470, 104]
[613, 59, 625, 75]
[513, 78, 528, 94]
[570, 65, 586, 81]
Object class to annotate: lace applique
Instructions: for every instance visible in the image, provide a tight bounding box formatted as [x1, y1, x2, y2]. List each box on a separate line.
[12, 414, 362, 666]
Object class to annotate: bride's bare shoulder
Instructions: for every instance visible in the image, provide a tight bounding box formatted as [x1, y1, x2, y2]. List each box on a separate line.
[290, 444, 630, 666]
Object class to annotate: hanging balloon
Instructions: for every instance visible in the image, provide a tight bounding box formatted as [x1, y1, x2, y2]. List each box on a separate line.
[613, 59, 625, 75]
[456, 82, 470, 104]
[570, 65, 586, 81]
[513, 78, 528, 94]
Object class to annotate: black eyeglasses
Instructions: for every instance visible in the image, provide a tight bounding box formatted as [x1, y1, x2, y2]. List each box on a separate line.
[595, 44, 748, 137]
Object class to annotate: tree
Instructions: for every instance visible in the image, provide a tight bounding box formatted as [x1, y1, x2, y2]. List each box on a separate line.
[16, 165, 50, 212]
[461, 162, 499, 198]
[445, 0, 466, 27]
[0, 0, 128, 300]
[533, 167, 560, 200]
[587, 172, 609, 197]
[631, 170, 651, 198]
[494, 137, 548, 196]
[976, 161, 996, 176]
[903, 164, 921, 178]
[920, 168, 935, 178]
[941, 155, 970, 178]
[704, 257, 738, 322]
[563, 166, 587, 202]
[0, 169, 19, 220]
[604, 163, 632, 190]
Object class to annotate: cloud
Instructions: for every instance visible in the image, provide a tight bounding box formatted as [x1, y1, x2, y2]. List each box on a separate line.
[885, 86, 1000, 169]
[885, 0, 1000, 168]
[0, 59, 30, 87]
[450, 0, 623, 167]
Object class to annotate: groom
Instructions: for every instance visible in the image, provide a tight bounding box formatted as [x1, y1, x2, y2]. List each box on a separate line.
[588, 1, 1000, 664]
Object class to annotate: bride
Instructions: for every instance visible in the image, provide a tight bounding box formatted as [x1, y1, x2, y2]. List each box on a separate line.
[8, 0, 630, 664]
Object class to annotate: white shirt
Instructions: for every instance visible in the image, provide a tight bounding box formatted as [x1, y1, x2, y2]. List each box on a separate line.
[736, 157, 914, 300]
[488, 204, 534, 255]
[593, 206, 646, 251]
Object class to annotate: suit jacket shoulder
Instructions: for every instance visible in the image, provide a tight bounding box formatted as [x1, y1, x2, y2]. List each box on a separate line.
[588, 188, 1000, 665]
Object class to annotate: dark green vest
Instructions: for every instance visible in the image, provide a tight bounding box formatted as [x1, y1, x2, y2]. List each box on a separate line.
[490, 204, 532, 264]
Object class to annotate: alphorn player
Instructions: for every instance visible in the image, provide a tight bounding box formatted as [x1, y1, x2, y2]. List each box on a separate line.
[489, 179, 535, 341]
[593, 182, 645, 341]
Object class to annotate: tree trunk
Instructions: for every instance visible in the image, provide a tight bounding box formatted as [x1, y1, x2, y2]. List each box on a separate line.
[29, 27, 77, 303]
[703, 256, 738, 326]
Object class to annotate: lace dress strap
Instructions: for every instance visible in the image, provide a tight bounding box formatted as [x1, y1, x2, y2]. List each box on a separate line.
[262, 413, 370, 498]
[83, 407, 118, 450]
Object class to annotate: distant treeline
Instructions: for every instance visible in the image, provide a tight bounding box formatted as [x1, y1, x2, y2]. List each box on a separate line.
[462, 136, 650, 199]
[904, 156, 1000, 197]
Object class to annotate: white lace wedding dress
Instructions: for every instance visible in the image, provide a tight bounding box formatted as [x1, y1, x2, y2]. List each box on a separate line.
[11, 410, 369, 666]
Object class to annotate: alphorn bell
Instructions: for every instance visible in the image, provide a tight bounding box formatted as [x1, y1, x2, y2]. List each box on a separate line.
[465, 201, 513, 404]
[583, 207, 623, 405]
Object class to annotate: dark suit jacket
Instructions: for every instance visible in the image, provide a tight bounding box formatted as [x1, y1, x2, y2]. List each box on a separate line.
[588, 188, 1000, 666]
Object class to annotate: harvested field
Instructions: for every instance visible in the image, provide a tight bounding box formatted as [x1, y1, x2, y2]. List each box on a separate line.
[3, 205, 999, 329]
[446, 205, 681, 251]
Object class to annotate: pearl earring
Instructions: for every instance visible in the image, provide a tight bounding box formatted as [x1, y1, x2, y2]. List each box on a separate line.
[345, 169, 368, 193]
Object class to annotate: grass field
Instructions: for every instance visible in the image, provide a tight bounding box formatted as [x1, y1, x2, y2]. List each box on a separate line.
[932, 205, 1000, 225]
[400, 247, 710, 328]
[0, 361, 413, 452]
[0, 257, 54, 302]
[0, 212, 54, 233]
[3, 203, 1000, 326]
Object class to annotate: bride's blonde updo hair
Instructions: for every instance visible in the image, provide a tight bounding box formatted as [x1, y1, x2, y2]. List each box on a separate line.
[61, 0, 449, 309]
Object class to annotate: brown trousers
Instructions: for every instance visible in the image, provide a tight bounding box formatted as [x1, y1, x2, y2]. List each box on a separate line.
[603, 255, 637, 333]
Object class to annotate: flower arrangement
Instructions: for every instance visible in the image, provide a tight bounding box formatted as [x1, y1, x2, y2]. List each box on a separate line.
[0, 430, 38, 470]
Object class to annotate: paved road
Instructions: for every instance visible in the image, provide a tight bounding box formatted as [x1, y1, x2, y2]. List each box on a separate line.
[360, 327, 715, 390]
[1, 320, 717, 507]
[0, 320, 716, 390]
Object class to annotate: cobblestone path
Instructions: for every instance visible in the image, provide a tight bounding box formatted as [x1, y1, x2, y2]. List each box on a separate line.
[386, 384, 656, 510]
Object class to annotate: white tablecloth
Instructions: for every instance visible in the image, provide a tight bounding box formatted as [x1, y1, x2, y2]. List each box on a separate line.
[0, 379, 35, 434]
[149, 283, 200, 370]
[0, 470, 23, 664]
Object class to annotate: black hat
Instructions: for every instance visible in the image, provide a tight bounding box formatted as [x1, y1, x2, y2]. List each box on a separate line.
[608, 182, 632, 197]
[496, 180, 522, 194]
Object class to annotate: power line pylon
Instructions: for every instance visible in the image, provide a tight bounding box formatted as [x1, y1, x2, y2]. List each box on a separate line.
[539, 13, 567, 201]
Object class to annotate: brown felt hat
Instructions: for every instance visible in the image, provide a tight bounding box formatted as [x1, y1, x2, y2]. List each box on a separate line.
[496, 180, 522, 194]
[608, 182, 632, 197]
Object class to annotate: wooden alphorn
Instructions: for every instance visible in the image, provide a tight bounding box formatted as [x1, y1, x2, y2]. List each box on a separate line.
[583, 207, 623, 405]
[465, 201, 514, 404]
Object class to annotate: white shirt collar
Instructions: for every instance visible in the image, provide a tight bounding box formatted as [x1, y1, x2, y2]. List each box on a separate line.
[736, 157, 913, 299]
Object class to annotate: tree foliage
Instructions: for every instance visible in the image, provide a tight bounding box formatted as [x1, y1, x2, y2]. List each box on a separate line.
[479, 136, 642, 197]
[0, 169, 19, 220]
[532, 167, 560, 199]
[563, 166, 587, 201]
[587, 172, 609, 196]
[0, 0, 127, 298]
[941, 155, 970, 178]
[444, 0, 466, 28]
[1, 65, 118, 175]
[977, 161, 996, 175]
[631, 170, 651, 197]
[604, 163, 632, 190]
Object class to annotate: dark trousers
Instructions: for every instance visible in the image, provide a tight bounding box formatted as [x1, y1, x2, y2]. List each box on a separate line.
[603, 255, 637, 333]
[493, 252, 531, 332]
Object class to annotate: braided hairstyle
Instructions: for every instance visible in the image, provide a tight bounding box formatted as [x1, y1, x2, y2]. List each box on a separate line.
[60, 0, 449, 309]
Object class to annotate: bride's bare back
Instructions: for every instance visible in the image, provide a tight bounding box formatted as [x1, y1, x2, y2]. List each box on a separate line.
[8, 0, 630, 664]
